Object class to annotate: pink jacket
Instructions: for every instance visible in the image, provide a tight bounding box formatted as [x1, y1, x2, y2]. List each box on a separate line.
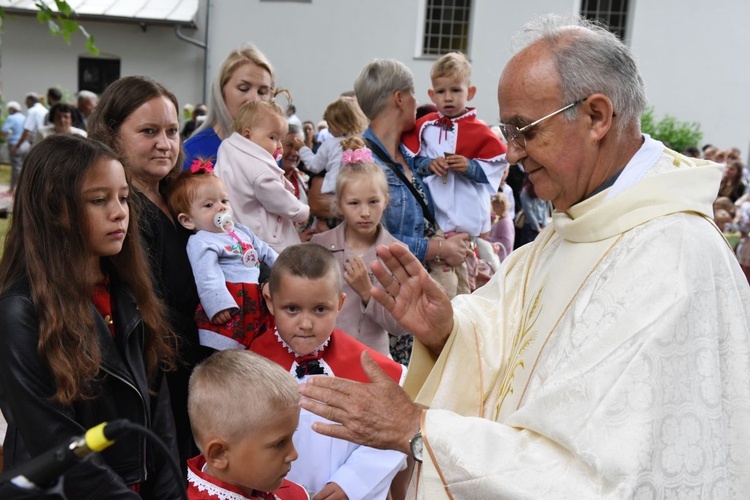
[215, 132, 310, 253]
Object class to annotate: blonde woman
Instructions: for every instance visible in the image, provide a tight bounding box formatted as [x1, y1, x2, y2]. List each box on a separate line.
[183, 43, 277, 169]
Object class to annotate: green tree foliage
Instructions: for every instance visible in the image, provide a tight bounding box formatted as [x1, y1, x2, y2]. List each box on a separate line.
[0, 1, 99, 55]
[641, 106, 702, 153]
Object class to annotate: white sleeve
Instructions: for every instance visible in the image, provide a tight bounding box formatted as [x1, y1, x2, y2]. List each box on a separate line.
[329, 446, 406, 500]
[298, 145, 326, 173]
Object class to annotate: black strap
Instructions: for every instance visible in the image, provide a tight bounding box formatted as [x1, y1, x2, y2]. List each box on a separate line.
[365, 138, 436, 226]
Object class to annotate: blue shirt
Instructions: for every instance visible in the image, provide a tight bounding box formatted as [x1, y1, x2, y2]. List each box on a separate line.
[2, 113, 25, 145]
[183, 127, 222, 170]
[363, 127, 435, 262]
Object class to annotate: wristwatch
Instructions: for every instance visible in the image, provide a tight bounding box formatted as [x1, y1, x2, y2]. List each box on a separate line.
[409, 429, 424, 463]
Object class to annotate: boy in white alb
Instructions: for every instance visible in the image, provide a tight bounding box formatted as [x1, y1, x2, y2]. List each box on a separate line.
[252, 244, 406, 499]
[403, 52, 507, 293]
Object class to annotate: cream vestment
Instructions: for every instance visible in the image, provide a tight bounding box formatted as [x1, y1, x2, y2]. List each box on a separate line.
[405, 137, 750, 499]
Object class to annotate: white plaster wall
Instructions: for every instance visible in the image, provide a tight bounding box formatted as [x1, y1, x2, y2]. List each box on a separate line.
[629, 0, 750, 155]
[1, 14, 206, 117]
[2, 0, 746, 156]
[204, 0, 569, 129]
[205, 0, 747, 156]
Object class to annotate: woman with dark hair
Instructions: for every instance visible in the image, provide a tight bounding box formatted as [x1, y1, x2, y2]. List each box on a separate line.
[35, 102, 87, 141]
[0, 135, 180, 497]
[719, 159, 747, 202]
[89, 76, 207, 474]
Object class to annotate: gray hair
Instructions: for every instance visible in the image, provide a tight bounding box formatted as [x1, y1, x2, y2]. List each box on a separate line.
[287, 123, 304, 140]
[77, 90, 98, 103]
[513, 14, 646, 131]
[354, 59, 414, 120]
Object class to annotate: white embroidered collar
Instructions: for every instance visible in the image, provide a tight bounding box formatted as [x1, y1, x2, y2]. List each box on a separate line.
[188, 466, 250, 500]
[274, 328, 331, 357]
[435, 107, 476, 122]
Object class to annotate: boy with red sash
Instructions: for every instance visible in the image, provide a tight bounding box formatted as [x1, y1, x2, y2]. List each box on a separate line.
[402, 52, 507, 295]
[254, 244, 406, 499]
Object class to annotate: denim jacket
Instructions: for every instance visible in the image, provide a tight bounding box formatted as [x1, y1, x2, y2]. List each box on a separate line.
[363, 127, 435, 261]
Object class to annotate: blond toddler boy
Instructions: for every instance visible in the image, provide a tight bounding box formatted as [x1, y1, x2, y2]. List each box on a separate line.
[187, 350, 309, 499]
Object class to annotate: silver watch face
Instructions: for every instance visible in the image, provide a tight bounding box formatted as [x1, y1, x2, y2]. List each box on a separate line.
[410, 432, 424, 462]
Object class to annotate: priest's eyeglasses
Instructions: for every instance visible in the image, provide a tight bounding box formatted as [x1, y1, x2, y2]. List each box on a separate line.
[499, 97, 588, 150]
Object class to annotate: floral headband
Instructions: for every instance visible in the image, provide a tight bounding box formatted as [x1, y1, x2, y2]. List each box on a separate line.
[190, 159, 214, 174]
[341, 147, 374, 165]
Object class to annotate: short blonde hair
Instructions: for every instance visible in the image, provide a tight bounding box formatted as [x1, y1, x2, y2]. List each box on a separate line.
[233, 100, 286, 134]
[431, 52, 472, 84]
[323, 97, 368, 137]
[188, 350, 299, 450]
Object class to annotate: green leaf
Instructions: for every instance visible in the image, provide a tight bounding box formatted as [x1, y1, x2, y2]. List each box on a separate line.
[641, 106, 702, 153]
[54, 0, 73, 16]
[37, 10, 51, 23]
[85, 34, 100, 55]
[47, 19, 60, 36]
[60, 18, 77, 34]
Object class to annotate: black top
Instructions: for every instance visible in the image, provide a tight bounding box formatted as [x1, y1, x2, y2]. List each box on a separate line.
[133, 190, 207, 474]
[0, 271, 181, 498]
[134, 190, 200, 357]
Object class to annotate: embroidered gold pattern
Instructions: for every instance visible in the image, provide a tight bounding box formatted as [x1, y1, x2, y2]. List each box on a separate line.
[494, 284, 542, 418]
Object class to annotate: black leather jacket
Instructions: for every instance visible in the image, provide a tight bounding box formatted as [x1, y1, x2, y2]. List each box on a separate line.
[0, 273, 183, 499]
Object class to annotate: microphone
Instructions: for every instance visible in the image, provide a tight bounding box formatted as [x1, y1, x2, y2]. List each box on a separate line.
[0, 419, 131, 491]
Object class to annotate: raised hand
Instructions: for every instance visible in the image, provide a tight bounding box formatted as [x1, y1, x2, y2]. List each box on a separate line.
[370, 243, 453, 355]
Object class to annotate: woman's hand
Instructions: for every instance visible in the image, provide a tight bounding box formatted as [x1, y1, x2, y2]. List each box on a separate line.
[441, 233, 472, 268]
[371, 243, 453, 355]
[344, 256, 372, 304]
[292, 136, 305, 151]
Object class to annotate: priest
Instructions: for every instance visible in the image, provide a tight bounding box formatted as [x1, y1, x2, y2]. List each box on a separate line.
[299, 14, 750, 499]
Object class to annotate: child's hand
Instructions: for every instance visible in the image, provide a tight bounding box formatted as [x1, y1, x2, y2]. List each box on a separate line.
[428, 157, 449, 176]
[211, 309, 234, 324]
[446, 154, 469, 173]
[292, 136, 305, 151]
[313, 482, 348, 500]
[344, 256, 372, 304]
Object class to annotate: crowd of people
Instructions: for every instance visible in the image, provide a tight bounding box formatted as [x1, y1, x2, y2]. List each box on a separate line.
[0, 12, 748, 500]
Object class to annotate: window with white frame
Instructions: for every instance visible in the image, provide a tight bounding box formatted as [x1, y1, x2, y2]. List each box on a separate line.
[580, 0, 631, 41]
[422, 0, 472, 57]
